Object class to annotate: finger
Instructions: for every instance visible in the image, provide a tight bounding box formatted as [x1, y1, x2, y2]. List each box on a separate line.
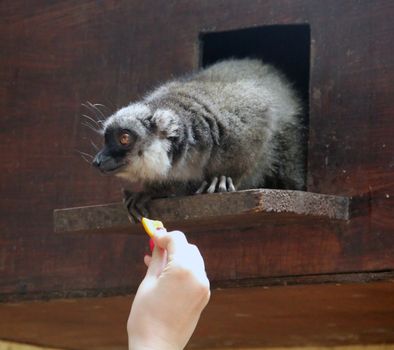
[218, 175, 227, 192]
[154, 230, 189, 258]
[195, 180, 208, 194]
[207, 177, 218, 193]
[146, 244, 167, 277]
[143, 254, 152, 267]
[188, 244, 206, 269]
[227, 177, 236, 192]
[184, 244, 209, 279]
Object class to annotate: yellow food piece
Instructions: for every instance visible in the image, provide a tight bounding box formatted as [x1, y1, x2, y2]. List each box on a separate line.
[141, 217, 164, 238]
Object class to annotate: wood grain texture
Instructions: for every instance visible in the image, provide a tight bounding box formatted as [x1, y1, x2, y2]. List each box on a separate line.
[0, 0, 393, 302]
[3, 343, 394, 350]
[207, 347, 394, 350]
[0, 341, 62, 350]
[204, 344, 394, 350]
[1, 281, 393, 349]
[2, 344, 393, 350]
[53, 189, 351, 235]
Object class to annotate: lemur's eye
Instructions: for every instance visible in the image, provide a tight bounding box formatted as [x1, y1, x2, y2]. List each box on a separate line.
[119, 133, 131, 146]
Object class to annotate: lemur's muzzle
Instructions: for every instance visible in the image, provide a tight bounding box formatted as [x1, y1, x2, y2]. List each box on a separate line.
[92, 149, 125, 173]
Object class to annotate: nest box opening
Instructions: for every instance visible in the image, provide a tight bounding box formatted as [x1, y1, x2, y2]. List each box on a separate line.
[199, 24, 311, 190]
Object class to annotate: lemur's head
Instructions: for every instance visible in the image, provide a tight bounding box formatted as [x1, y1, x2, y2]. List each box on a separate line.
[92, 103, 181, 182]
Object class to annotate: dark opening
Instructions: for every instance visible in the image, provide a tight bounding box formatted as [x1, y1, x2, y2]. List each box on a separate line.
[200, 24, 310, 105]
[200, 25, 310, 190]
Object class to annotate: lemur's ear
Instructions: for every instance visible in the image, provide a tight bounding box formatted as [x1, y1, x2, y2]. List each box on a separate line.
[151, 109, 179, 138]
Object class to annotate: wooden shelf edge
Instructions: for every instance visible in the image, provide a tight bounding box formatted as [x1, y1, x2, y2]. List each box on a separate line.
[53, 189, 354, 235]
[1, 280, 394, 350]
[1, 270, 393, 303]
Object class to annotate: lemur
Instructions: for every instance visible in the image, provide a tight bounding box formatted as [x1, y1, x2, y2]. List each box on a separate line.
[92, 59, 305, 221]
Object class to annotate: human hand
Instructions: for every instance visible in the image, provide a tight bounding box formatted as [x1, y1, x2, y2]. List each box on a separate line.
[127, 230, 210, 350]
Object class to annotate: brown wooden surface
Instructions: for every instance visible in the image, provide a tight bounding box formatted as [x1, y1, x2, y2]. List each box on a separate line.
[53, 189, 351, 235]
[3, 343, 394, 350]
[0, 341, 62, 350]
[1, 0, 394, 302]
[1, 281, 394, 349]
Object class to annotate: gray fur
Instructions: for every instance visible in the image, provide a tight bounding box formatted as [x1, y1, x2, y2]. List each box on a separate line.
[100, 58, 305, 196]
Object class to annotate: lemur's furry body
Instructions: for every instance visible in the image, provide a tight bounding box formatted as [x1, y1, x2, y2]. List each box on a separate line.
[93, 59, 305, 208]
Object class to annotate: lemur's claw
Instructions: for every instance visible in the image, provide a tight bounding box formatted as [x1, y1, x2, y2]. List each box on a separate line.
[226, 176, 236, 192]
[194, 176, 236, 194]
[122, 190, 151, 223]
[195, 181, 208, 194]
[207, 177, 218, 193]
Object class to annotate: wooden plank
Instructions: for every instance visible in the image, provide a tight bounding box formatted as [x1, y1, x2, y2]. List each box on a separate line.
[0, 341, 62, 350]
[3, 343, 394, 350]
[207, 346, 394, 350]
[53, 189, 351, 235]
[1, 281, 393, 350]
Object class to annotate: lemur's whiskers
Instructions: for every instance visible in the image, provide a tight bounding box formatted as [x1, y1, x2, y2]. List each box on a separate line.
[81, 102, 104, 122]
[90, 140, 99, 151]
[81, 114, 102, 127]
[75, 150, 94, 164]
[75, 150, 94, 158]
[81, 121, 101, 134]
[86, 101, 107, 121]
[93, 103, 112, 114]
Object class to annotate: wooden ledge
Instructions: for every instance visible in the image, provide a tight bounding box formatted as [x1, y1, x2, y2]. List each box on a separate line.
[54, 189, 352, 235]
[2, 280, 394, 349]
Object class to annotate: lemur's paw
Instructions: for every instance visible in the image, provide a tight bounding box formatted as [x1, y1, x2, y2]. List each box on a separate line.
[194, 176, 236, 194]
[122, 189, 151, 223]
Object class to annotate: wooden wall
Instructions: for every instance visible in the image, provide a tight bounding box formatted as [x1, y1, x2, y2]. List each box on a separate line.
[0, 0, 394, 330]
[2, 340, 394, 350]
[2, 342, 394, 350]
[1, 281, 394, 349]
[1, 0, 394, 348]
[1, 0, 393, 302]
